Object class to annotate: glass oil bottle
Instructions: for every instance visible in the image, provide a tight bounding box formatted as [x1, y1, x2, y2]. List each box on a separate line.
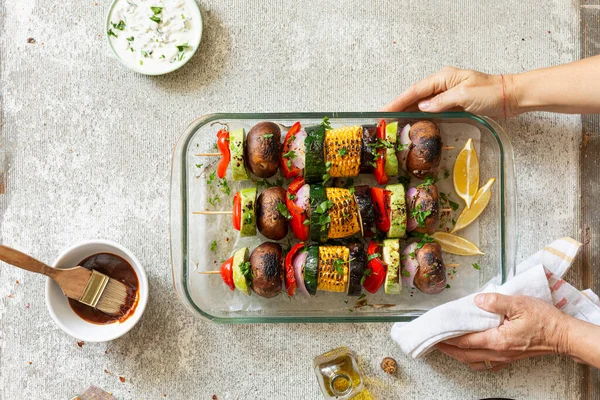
[313, 347, 364, 399]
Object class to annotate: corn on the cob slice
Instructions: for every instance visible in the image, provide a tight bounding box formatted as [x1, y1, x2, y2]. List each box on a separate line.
[317, 246, 349, 293]
[324, 126, 363, 177]
[325, 187, 361, 239]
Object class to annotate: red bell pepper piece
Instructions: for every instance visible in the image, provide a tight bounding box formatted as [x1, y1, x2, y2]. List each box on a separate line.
[363, 241, 387, 294]
[374, 121, 388, 185]
[370, 187, 391, 232]
[232, 192, 242, 231]
[216, 129, 230, 179]
[284, 242, 304, 296]
[286, 177, 309, 241]
[219, 256, 235, 291]
[280, 122, 302, 179]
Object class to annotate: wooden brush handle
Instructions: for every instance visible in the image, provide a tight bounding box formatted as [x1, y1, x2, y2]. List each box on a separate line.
[0, 245, 56, 277]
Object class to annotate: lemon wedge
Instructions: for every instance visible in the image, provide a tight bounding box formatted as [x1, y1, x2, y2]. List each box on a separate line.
[431, 232, 484, 256]
[453, 138, 479, 209]
[451, 178, 496, 233]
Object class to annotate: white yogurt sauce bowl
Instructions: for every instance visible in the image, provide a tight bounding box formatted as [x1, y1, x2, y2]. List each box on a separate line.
[45, 240, 149, 342]
[105, 0, 202, 75]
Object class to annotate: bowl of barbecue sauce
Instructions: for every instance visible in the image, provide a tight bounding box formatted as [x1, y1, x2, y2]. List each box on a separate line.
[46, 240, 148, 342]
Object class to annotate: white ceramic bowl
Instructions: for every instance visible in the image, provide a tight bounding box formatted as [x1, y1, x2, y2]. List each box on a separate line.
[45, 240, 149, 342]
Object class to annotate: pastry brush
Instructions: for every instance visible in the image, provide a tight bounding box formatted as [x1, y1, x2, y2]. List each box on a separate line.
[0, 245, 128, 315]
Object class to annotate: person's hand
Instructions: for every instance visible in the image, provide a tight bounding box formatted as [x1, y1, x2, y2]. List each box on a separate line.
[434, 293, 572, 371]
[380, 67, 520, 118]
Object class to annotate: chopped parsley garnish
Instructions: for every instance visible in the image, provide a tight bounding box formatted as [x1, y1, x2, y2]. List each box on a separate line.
[302, 219, 311, 225]
[207, 171, 217, 185]
[126, 36, 134, 42]
[282, 150, 296, 160]
[357, 293, 367, 301]
[276, 202, 292, 220]
[262, 134, 274, 139]
[449, 200, 460, 211]
[195, 163, 203, 169]
[139, 60, 143, 65]
[322, 173, 331, 184]
[210, 241, 217, 251]
[325, 161, 332, 171]
[256, 178, 283, 189]
[219, 178, 230, 195]
[411, 203, 432, 228]
[159, 54, 165, 59]
[141, 50, 153, 58]
[446, 284, 451, 288]
[315, 200, 333, 214]
[150, 15, 161, 24]
[349, 187, 355, 195]
[322, 116, 331, 130]
[360, 268, 372, 285]
[240, 261, 253, 281]
[207, 194, 220, 206]
[472, 263, 481, 270]
[107, 29, 118, 38]
[402, 270, 411, 277]
[181, 14, 186, 19]
[288, 194, 296, 200]
[112, 20, 126, 30]
[151, 6, 163, 14]
[409, 251, 416, 258]
[367, 253, 381, 261]
[333, 259, 345, 276]
[419, 176, 440, 187]
[318, 214, 331, 225]
[339, 148, 348, 157]
[414, 233, 435, 249]
[443, 169, 450, 179]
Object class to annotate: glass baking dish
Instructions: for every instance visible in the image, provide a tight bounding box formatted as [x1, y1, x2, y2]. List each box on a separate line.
[170, 112, 516, 323]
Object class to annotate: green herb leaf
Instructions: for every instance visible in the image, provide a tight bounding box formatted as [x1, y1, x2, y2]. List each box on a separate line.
[159, 54, 165, 59]
[140, 50, 153, 58]
[276, 202, 292, 220]
[360, 268, 372, 285]
[151, 6, 163, 14]
[338, 148, 348, 157]
[349, 187, 355, 195]
[444, 169, 450, 179]
[219, 178, 231, 195]
[367, 253, 381, 261]
[282, 150, 296, 159]
[150, 15, 161, 23]
[107, 29, 118, 38]
[322, 173, 330, 184]
[240, 261, 253, 281]
[181, 14, 185, 19]
[322, 116, 331, 130]
[402, 270, 411, 277]
[472, 263, 481, 270]
[419, 176, 440, 187]
[176, 42, 189, 52]
[318, 214, 331, 226]
[126, 36, 134, 42]
[449, 200, 460, 211]
[210, 240, 217, 251]
[315, 200, 333, 214]
[262, 134, 274, 139]
[325, 161, 332, 171]
[409, 251, 416, 258]
[302, 219, 311, 225]
[139, 60, 143, 65]
[195, 163, 203, 169]
[112, 20, 126, 30]
[357, 293, 367, 300]
[207, 171, 217, 185]
[446, 284, 451, 288]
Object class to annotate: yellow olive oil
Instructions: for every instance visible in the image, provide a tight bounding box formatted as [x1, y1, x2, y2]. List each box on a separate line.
[313, 347, 364, 399]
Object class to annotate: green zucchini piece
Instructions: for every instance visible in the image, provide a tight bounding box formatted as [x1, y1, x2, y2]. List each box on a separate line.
[232, 247, 251, 296]
[304, 125, 327, 182]
[304, 246, 319, 295]
[240, 187, 257, 237]
[382, 239, 402, 294]
[229, 128, 249, 181]
[386, 183, 407, 238]
[384, 122, 399, 176]
[309, 184, 329, 243]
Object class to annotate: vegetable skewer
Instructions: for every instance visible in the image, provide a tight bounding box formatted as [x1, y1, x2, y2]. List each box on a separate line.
[195, 118, 453, 183]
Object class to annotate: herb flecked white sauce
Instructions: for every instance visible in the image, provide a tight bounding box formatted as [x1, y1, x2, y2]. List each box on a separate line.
[107, 0, 201, 74]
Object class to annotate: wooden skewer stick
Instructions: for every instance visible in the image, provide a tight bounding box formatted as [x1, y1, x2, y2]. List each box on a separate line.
[446, 263, 460, 267]
[195, 152, 220, 157]
[197, 271, 221, 275]
[193, 211, 233, 215]
[442, 146, 454, 150]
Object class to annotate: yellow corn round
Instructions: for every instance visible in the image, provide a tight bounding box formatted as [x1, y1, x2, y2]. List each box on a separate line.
[317, 246, 349, 293]
[326, 187, 361, 239]
[324, 126, 363, 177]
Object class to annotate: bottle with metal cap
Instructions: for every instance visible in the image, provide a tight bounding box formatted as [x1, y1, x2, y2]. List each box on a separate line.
[313, 347, 365, 399]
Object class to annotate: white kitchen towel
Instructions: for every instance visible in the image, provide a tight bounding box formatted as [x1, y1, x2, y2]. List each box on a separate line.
[391, 237, 600, 359]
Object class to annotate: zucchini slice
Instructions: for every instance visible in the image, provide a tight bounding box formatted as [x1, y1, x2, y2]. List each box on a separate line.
[240, 187, 257, 237]
[304, 245, 319, 295]
[309, 184, 329, 242]
[347, 242, 365, 296]
[384, 122, 399, 176]
[386, 183, 407, 238]
[229, 128, 249, 181]
[382, 239, 402, 294]
[232, 247, 251, 296]
[304, 125, 327, 182]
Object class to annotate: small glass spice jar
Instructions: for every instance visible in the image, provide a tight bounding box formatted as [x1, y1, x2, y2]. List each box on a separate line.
[313, 347, 365, 399]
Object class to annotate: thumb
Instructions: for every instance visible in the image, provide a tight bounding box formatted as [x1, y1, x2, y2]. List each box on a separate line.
[418, 87, 463, 112]
[474, 293, 515, 316]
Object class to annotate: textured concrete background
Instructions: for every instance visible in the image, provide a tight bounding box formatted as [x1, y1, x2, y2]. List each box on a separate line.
[0, 0, 586, 399]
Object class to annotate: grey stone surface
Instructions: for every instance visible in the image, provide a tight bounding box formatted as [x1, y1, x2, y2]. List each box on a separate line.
[0, 0, 586, 399]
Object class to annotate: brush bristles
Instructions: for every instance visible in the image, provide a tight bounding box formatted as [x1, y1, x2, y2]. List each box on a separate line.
[95, 279, 129, 316]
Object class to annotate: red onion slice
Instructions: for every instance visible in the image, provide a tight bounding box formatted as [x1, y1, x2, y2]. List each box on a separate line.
[397, 124, 411, 172]
[293, 251, 309, 296]
[406, 186, 418, 232]
[402, 243, 419, 288]
[294, 183, 310, 211]
[290, 128, 307, 170]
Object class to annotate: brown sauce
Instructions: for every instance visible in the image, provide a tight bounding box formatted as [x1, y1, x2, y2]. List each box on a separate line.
[68, 253, 139, 324]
